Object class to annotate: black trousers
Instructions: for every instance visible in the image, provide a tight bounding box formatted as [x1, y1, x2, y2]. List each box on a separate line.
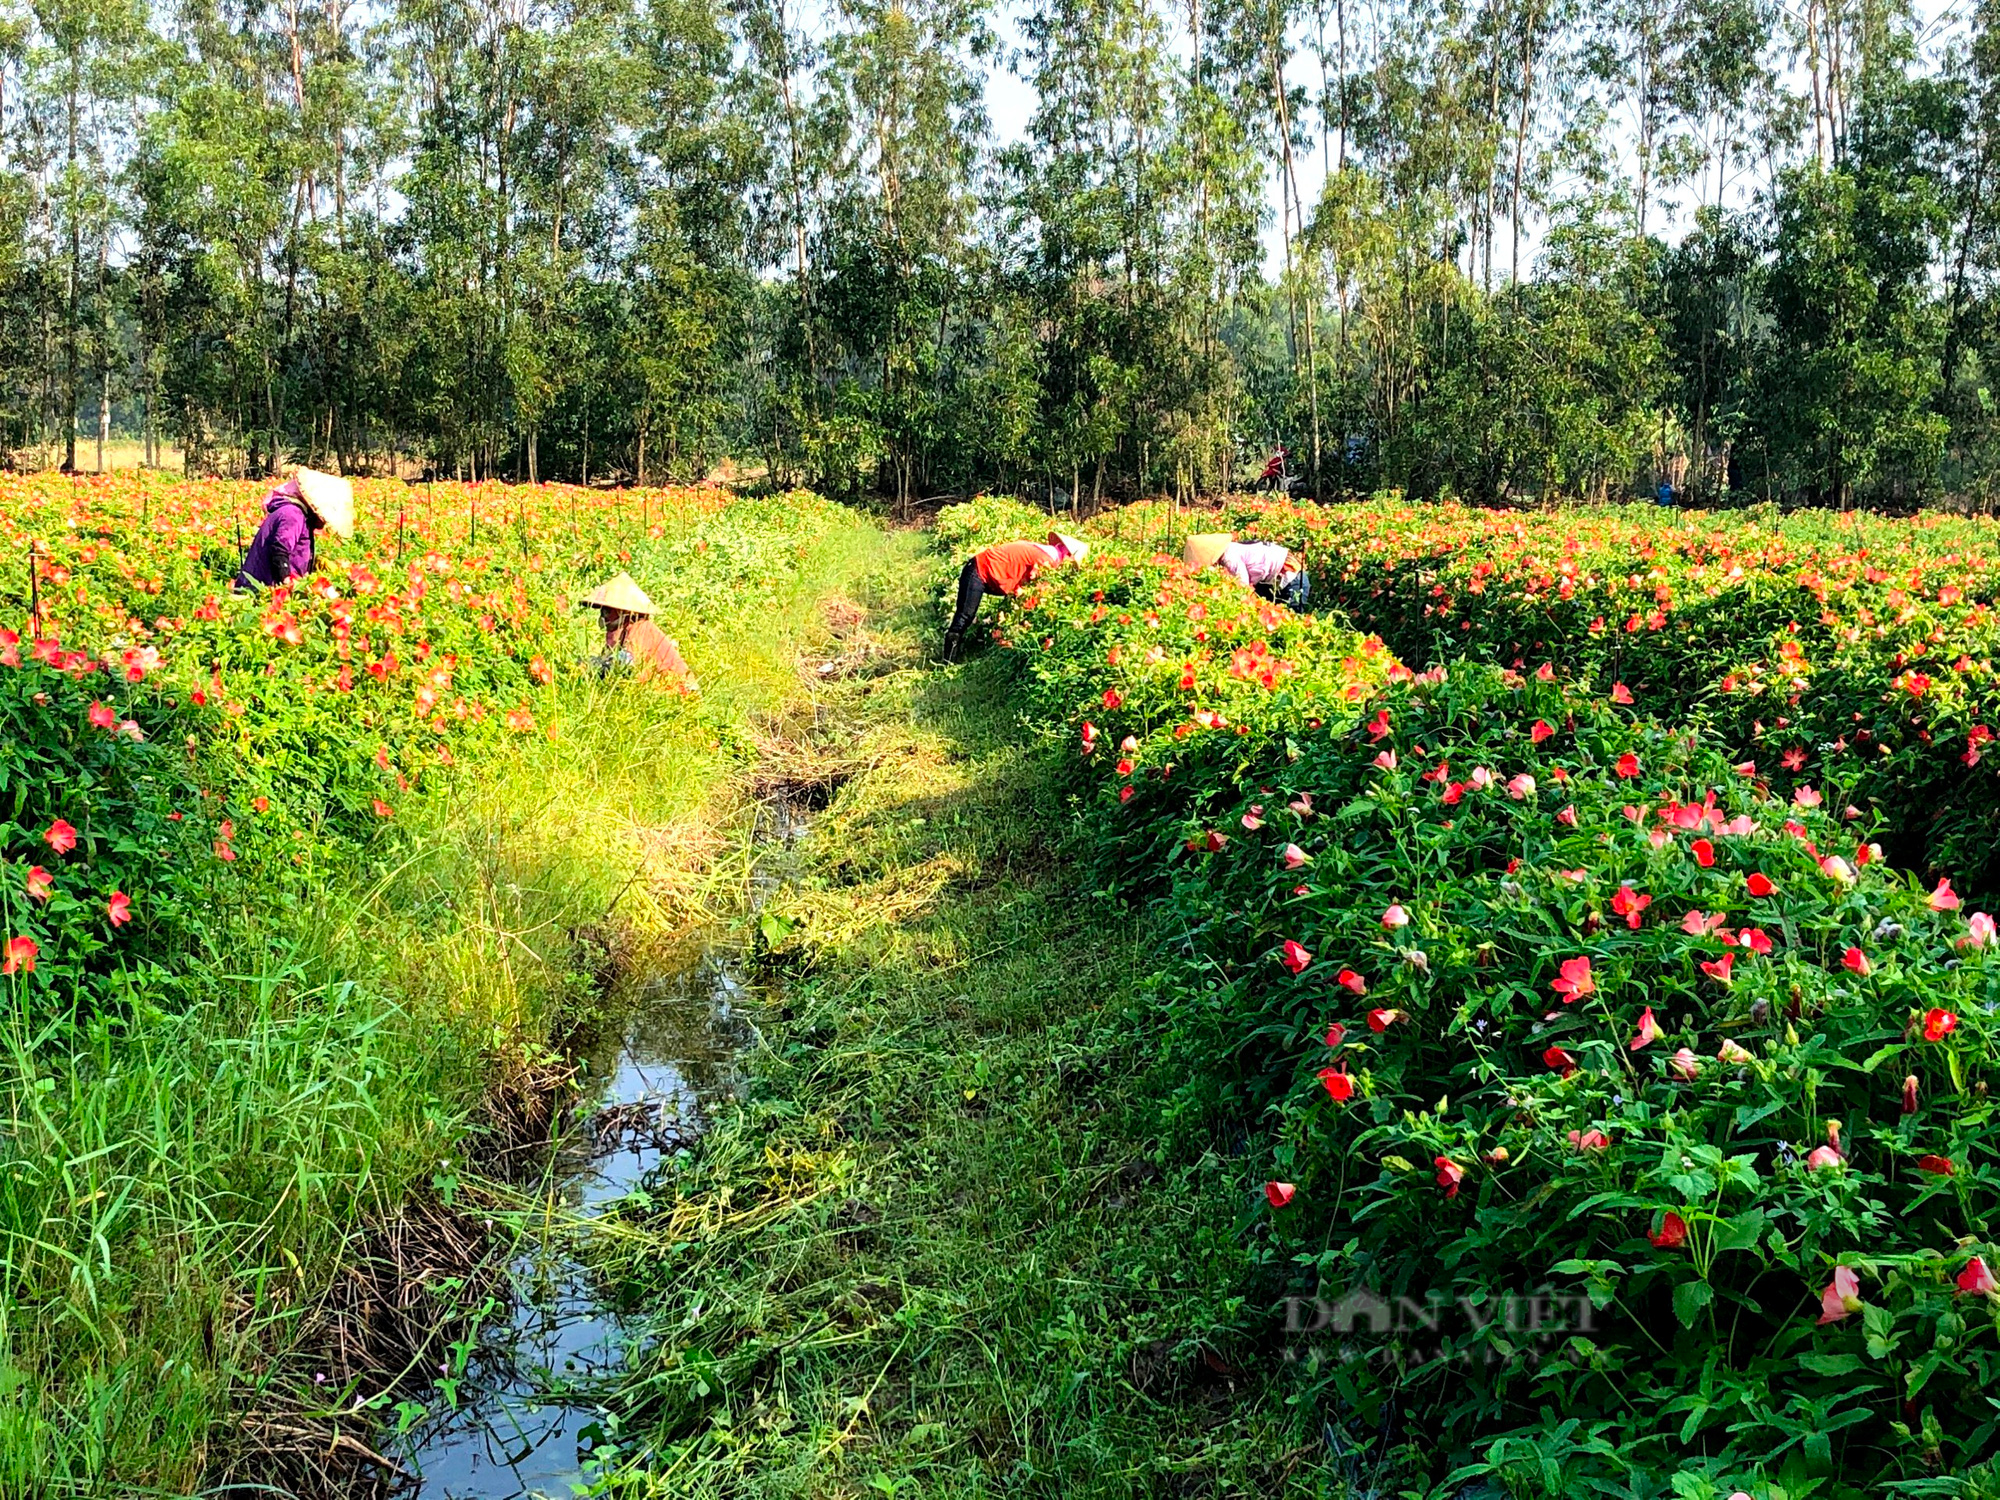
[947, 558, 994, 635]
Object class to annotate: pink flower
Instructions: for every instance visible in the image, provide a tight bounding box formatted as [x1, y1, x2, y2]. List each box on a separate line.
[1806, 1145, 1843, 1171]
[1282, 843, 1309, 869]
[1700, 952, 1735, 986]
[1902, 1074, 1920, 1114]
[1279, 940, 1313, 975]
[106, 891, 132, 928]
[1556, 805, 1578, 826]
[1335, 968, 1366, 994]
[1434, 1157, 1464, 1197]
[1820, 855, 1855, 885]
[1669, 1047, 1701, 1081]
[1611, 683, 1634, 705]
[1469, 766, 1494, 789]
[1959, 1257, 1998, 1295]
[1737, 927, 1773, 955]
[1102, 688, 1123, 709]
[1963, 912, 1997, 950]
[1682, 910, 1726, 935]
[87, 700, 115, 730]
[1629, 1006, 1660, 1050]
[1367, 1008, 1406, 1032]
[1551, 956, 1595, 1002]
[1793, 785, 1822, 808]
[1241, 811, 1264, 830]
[1931, 879, 1962, 912]
[44, 818, 77, 855]
[1842, 947, 1871, 977]
[1733, 761, 1756, 777]
[1264, 1181, 1295, 1208]
[1324, 1022, 1347, 1048]
[24, 866, 52, 903]
[1718, 1039, 1755, 1064]
[1567, 1129, 1611, 1152]
[1506, 773, 1536, 800]
[1381, 903, 1410, 930]
[1818, 1266, 1862, 1323]
[1288, 793, 1312, 816]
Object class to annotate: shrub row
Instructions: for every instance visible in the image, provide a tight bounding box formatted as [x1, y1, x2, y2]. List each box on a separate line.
[963, 510, 2000, 1496]
[1223, 495, 2000, 894]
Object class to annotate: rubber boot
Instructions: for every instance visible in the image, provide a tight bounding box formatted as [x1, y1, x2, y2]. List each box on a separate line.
[941, 629, 964, 664]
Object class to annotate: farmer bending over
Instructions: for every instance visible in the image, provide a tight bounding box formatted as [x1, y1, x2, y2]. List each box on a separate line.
[1184, 532, 1310, 609]
[581, 572, 699, 693]
[234, 468, 354, 589]
[942, 531, 1088, 662]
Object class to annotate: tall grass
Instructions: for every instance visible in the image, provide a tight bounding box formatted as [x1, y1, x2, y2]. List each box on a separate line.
[0, 494, 886, 1495]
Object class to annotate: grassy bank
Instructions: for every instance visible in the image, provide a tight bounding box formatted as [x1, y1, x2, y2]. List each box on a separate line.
[0, 485, 887, 1495]
[590, 532, 1321, 1498]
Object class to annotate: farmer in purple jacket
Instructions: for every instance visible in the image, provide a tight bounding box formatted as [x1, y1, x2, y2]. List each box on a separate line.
[233, 468, 355, 589]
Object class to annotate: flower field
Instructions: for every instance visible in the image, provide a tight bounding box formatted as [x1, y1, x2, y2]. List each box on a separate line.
[1222, 495, 2000, 894]
[0, 472, 872, 1489]
[941, 496, 2000, 1493]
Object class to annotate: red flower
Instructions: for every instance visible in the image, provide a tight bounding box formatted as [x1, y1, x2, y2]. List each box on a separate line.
[1745, 872, 1776, 897]
[1611, 683, 1634, 705]
[1842, 947, 1871, 976]
[1614, 752, 1640, 779]
[1264, 1181, 1295, 1208]
[106, 891, 132, 928]
[1959, 1257, 1998, 1296]
[1700, 952, 1735, 986]
[373, 800, 395, 819]
[1737, 927, 1773, 955]
[1551, 956, 1595, 1002]
[1567, 1129, 1611, 1152]
[24, 866, 52, 903]
[1102, 688, 1123, 710]
[1367, 1007, 1405, 1032]
[1, 935, 36, 974]
[1818, 1266, 1862, 1323]
[1323, 1022, 1347, 1048]
[1317, 1066, 1354, 1102]
[1690, 838, 1715, 867]
[1629, 1006, 1660, 1051]
[529, 655, 553, 685]
[87, 700, 115, 729]
[1923, 1008, 1958, 1042]
[1434, 1156, 1464, 1197]
[1611, 885, 1651, 929]
[1930, 879, 1962, 912]
[1648, 1211, 1687, 1249]
[1335, 968, 1366, 994]
[1542, 1045, 1576, 1077]
[1917, 1155, 1956, 1176]
[44, 818, 77, 855]
[1279, 940, 1313, 975]
[1530, 719, 1554, 743]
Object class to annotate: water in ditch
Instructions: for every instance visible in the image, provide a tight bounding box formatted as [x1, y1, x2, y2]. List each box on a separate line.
[388, 802, 804, 1497]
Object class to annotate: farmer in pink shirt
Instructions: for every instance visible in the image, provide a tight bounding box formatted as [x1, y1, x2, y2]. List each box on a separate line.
[1184, 533, 1310, 608]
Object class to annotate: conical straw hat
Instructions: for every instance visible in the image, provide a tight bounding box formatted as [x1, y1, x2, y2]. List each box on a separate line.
[295, 468, 355, 540]
[1184, 533, 1233, 571]
[579, 572, 656, 615]
[1049, 531, 1090, 562]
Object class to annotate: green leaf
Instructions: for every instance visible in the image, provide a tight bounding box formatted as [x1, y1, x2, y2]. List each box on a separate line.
[1672, 1279, 1715, 1329]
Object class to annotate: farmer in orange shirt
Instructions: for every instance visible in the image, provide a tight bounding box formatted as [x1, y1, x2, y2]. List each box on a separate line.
[942, 531, 1088, 662]
[580, 572, 699, 693]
